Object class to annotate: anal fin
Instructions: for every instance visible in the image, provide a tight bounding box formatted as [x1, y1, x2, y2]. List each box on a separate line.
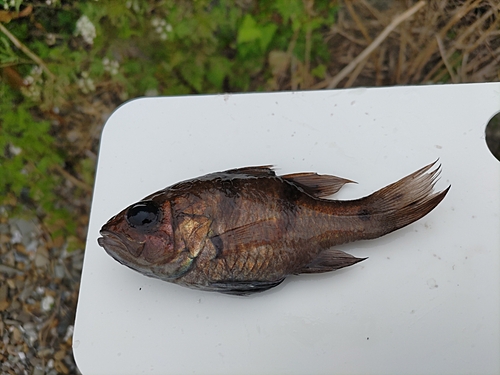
[299, 249, 366, 274]
[208, 278, 285, 296]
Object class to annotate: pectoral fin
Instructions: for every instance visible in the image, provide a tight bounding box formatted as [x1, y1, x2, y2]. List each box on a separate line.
[299, 249, 366, 274]
[282, 172, 355, 198]
[210, 218, 280, 258]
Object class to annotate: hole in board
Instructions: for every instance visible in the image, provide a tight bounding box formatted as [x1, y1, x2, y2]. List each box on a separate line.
[486, 111, 500, 161]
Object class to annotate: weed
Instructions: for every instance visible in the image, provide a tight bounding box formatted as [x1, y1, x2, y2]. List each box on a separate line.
[0, 85, 75, 239]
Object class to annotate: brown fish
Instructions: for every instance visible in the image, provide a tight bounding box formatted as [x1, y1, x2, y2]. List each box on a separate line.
[98, 162, 449, 295]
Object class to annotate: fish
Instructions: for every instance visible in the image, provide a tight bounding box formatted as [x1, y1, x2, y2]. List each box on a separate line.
[98, 161, 450, 296]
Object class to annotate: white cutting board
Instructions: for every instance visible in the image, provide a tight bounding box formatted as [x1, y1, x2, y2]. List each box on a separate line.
[74, 84, 500, 375]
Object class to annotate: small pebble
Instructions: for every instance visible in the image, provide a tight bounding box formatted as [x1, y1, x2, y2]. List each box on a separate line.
[0, 283, 7, 301]
[54, 349, 66, 360]
[11, 326, 22, 342]
[10, 229, 22, 244]
[53, 264, 66, 279]
[35, 286, 45, 294]
[37, 348, 53, 357]
[63, 325, 74, 342]
[17, 311, 31, 324]
[26, 240, 38, 253]
[41, 295, 55, 312]
[0, 300, 9, 311]
[35, 247, 50, 268]
[18, 285, 34, 302]
[55, 359, 69, 374]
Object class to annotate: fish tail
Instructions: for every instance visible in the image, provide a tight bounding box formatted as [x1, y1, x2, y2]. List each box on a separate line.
[350, 161, 450, 240]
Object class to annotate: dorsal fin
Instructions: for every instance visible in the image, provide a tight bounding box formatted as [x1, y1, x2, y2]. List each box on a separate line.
[281, 172, 355, 198]
[223, 165, 276, 178]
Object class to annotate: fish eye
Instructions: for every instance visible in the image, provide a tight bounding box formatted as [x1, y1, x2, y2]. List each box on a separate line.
[126, 201, 161, 230]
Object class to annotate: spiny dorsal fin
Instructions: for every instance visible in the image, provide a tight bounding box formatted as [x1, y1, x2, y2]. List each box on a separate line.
[224, 165, 276, 178]
[299, 249, 366, 274]
[281, 172, 355, 198]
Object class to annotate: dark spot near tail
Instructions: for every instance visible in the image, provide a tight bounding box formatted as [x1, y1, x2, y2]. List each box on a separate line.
[357, 208, 371, 221]
[210, 235, 224, 257]
[283, 181, 302, 202]
[280, 182, 301, 214]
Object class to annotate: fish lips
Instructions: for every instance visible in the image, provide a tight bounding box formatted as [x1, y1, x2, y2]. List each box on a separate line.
[98, 229, 145, 265]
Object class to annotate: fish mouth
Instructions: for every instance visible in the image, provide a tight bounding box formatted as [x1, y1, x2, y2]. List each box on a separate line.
[98, 230, 145, 261]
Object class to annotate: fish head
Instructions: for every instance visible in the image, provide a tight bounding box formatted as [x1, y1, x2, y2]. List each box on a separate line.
[98, 198, 177, 277]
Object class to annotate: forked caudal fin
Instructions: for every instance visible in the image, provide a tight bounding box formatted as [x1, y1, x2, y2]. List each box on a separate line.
[341, 160, 450, 241]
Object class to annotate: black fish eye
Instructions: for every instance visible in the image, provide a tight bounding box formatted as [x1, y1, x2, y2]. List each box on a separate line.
[126, 201, 161, 229]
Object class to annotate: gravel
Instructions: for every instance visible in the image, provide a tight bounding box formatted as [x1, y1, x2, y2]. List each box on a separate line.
[0, 216, 82, 374]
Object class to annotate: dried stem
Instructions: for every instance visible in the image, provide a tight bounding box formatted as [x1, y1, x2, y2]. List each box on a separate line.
[0, 22, 55, 80]
[408, 0, 482, 80]
[345, 0, 372, 42]
[324, 1, 426, 89]
[53, 165, 92, 193]
[436, 35, 457, 83]
[344, 58, 368, 87]
[304, 24, 313, 88]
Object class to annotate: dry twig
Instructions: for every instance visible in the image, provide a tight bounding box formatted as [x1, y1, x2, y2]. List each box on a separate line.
[408, 0, 482, 81]
[321, 1, 426, 89]
[436, 35, 457, 83]
[0, 22, 55, 80]
[53, 165, 93, 193]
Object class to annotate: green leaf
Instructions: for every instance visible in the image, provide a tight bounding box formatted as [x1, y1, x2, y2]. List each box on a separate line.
[237, 14, 261, 44]
[0, 37, 20, 65]
[206, 56, 231, 90]
[237, 14, 277, 55]
[14, 0, 22, 12]
[311, 64, 327, 79]
[179, 60, 204, 92]
[259, 24, 277, 51]
[274, 0, 303, 23]
[172, 18, 190, 39]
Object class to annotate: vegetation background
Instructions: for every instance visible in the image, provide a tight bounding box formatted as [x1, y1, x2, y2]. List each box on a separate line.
[0, 0, 499, 373]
